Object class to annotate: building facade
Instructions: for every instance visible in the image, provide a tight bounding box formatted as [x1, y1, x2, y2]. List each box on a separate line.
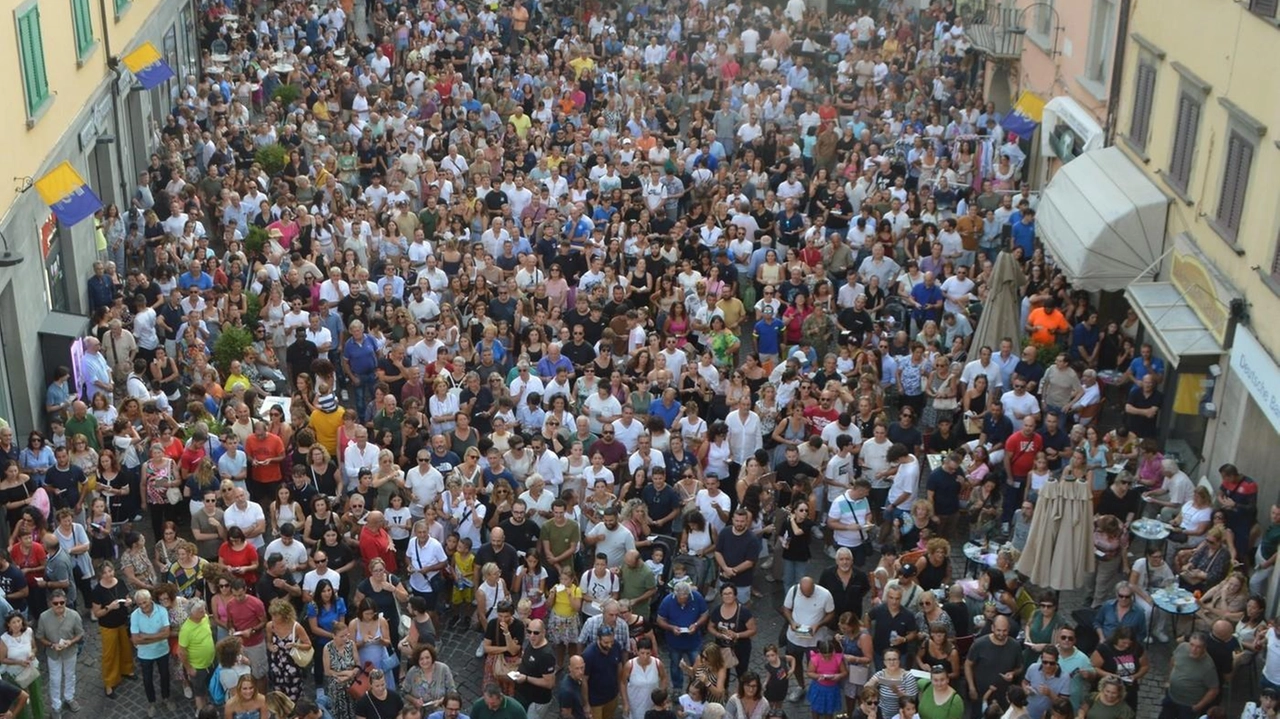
[0, 0, 197, 433]
[968, 0, 1123, 184]
[1109, 0, 1280, 501]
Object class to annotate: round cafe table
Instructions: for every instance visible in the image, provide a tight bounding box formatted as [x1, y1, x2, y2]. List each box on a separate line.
[1150, 586, 1199, 641]
[962, 541, 1001, 577]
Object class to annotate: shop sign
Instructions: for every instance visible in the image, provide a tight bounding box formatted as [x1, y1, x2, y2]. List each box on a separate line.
[1229, 325, 1280, 434]
[1170, 233, 1233, 346]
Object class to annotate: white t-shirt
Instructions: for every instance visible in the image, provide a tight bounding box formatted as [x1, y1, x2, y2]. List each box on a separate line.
[886, 458, 920, 512]
[583, 394, 622, 433]
[1000, 390, 1041, 421]
[406, 536, 448, 593]
[695, 489, 732, 534]
[302, 567, 343, 597]
[783, 583, 835, 647]
[860, 438, 893, 489]
[264, 537, 309, 581]
[827, 490, 873, 549]
[224, 502, 266, 549]
[611, 418, 644, 453]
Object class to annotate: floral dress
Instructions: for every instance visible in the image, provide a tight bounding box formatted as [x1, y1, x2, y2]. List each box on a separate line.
[120, 548, 157, 591]
[325, 640, 358, 719]
[269, 623, 305, 702]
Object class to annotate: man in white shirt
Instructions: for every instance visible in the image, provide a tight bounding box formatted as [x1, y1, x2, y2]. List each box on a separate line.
[960, 346, 1004, 393]
[610, 407, 644, 453]
[583, 385, 622, 433]
[695, 475, 733, 534]
[781, 577, 835, 701]
[884, 445, 919, 519]
[305, 313, 333, 354]
[1000, 380, 1042, 425]
[343, 428, 380, 490]
[301, 548, 343, 604]
[404, 451, 445, 520]
[940, 265, 976, 315]
[827, 481, 874, 565]
[626, 434, 666, 475]
[223, 488, 267, 550]
[264, 524, 309, 582]
[1063, 369, 1103, 425]
[405, 522, 448, 609]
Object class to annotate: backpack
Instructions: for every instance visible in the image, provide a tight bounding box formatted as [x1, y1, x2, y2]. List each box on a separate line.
[208, 666, 226, 705]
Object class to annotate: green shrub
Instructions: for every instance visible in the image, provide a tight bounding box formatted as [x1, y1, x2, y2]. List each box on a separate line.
[212, 325, 254, 377]
[243, 291, 262, 332]
[1022, 340, 1060, 372]
[271, 83, 302, 108]
[254, 143, 288, 177]
[245, 225, 268, 258]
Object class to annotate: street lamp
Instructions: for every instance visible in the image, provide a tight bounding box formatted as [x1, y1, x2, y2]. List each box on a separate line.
[1001, 1, 1064, 58]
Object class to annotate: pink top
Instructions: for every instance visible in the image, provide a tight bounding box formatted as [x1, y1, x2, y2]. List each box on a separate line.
[809, 651, 843, 686]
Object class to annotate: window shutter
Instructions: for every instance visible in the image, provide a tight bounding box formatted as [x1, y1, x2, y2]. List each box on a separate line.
[1129, 63, 1155, 150]
[1169, 93, 1198, 190]
[17, 11, 37, 116]
[1270, 237, 1280, 280]
[73, 0, 93, 57]
[25, 7, 48, 109]
[1217, 132, 1252, 239]
[1251, 0, 1279, 19]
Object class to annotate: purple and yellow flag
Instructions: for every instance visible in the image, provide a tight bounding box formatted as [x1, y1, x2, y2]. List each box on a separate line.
[122, 42, 174, 89]
[34, 162, 102, 226]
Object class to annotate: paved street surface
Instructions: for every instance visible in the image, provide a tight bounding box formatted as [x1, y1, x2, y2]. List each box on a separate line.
[61, 539, 1209, 719]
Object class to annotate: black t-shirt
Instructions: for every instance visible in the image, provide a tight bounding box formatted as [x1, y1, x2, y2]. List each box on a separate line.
[715, 529, 762, 587]
[91, 580, 131, 628]
[0, 680, 19, 715]
[256, 571, 300, 608]
[1096, 487, 1141, 521]
[484, 617, 526, 660]
[887, 423, 922, 451]
[775, 460, 819, 491]
[355, 689, 405, 719]
[926, 468, 963, 517]
[475, 543, 520, 589]
[0, 564, 26, 611]
[780, 518, 815, 561]
[499, 519, 541, 558]
[868, 603, 918, 653]
[925, 430, 965, 453]
[516, 642, 557, 706]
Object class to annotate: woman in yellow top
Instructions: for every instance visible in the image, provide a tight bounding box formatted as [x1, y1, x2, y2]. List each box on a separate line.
[546, 565, 583, 668]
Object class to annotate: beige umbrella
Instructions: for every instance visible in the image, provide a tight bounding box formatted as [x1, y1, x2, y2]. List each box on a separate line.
[971, 251, 1027, 353]
[1016, 478, 1096, 590]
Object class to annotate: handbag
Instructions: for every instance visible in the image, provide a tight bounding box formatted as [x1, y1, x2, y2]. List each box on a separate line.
[492, 651, 518, 676]
[718, 646, 740, 669]
[166, 486, 183, 505]
[289, 625, 314, 668]
[346, 662, 373, 700]
[12, 660, 38, 689]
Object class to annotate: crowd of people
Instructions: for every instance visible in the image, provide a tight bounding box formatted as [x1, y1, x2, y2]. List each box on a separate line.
[2, 1, 1277, 719]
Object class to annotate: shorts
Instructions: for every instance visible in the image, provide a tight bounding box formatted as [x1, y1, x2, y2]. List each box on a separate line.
[548, 611, 580, 645]
[190, 667, 211, 697]
[244, 642, 269, 679]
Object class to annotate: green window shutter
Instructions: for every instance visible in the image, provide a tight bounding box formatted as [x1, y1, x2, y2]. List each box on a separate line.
[113, 0, 129, 16]
[72, 0, 93, 60]
[16, 7, 48, 118]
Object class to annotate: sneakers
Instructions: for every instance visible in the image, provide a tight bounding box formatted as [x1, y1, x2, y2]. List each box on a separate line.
[810, 526, 824, 540]
[146, 706, 156, 718]
[475, 641, 485, 658]
[786, 686, 804, 703]
[1152, 630, 1171, 643]
[65, 700, 81, 712]
[824, 546, 838, 559]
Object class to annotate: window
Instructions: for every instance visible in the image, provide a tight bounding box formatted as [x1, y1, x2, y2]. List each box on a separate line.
[1127, 59, 1157, 151]
[1213, 130, 1255, 244]
[15, 4, 50, 121]
[1033, 0, 1055, 36]
[1166, 90, 1201, 194]
[1084, 0, 1117, 85]
[1249, 0, 1278, 20]
[71, 0, 94, 62]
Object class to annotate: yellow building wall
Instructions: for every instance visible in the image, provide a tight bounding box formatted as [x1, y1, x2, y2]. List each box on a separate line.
[0, 0, 162, 215]
[1116, 0, 1280, 356]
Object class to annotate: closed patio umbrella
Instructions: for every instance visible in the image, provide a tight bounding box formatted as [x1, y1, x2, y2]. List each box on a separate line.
[971, 251, 1026, 353]
[1016, 478, 1095, 591]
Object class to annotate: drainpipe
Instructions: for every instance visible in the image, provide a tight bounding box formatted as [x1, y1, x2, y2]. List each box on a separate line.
[1105, 0, 1132, 145]
[99, 0, 132, 210]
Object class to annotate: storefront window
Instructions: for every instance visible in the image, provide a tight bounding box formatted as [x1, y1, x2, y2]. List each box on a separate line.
[40, 214, 69, 312]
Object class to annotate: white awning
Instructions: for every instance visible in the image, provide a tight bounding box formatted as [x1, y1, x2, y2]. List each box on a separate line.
[1124, 282, 1224, 367]
[1037, 146, 1171, 292]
